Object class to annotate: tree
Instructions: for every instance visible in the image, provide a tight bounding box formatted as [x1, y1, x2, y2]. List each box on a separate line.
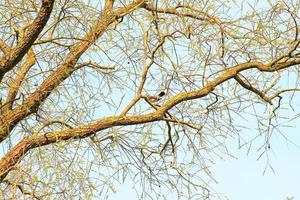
[0, 0, 299, 199]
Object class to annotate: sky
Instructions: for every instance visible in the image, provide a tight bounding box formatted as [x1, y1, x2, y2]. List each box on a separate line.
[109, 0, 300, 199]
[211, 127, 300, 200]
[2, 1, 299, 199]
[110, 114, 300, 200]
[208, 0, 300, 198]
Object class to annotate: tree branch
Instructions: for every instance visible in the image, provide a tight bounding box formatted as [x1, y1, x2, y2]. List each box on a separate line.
[3, 180, 41, 200]
[141, 3, 223, 29]
[0, 0, 55, 82]
[3, 49, 36, 112]
[234, 74, 273, 105]
[1, 58, 300, 181]
[0, 39, 11, 54]
[0, 0, 148, 143]
[120, 32, 175, 116]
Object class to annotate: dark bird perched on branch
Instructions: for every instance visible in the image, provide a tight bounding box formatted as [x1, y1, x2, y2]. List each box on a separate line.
[147, 91, 166, 103]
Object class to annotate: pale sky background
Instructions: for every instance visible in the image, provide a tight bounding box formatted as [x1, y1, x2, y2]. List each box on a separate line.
[111, 112, 300, 200]
[109, 0, 300, 199]
[2, 1, 299, 200]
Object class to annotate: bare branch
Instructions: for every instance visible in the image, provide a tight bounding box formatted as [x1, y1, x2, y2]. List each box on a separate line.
[76, 61, 115, 71]
[0, 0, 55, 82]
[120, 32, 176, 116]
[234, 74, 273, 105]
[0, 39, 11, 54]
[162, 118, 202, 131]
[3, 180, 41, 200]
[269, 88, 300, 100]
[2, 58, 300, 180]
[141, 3, 218, 24]
[1, 1, 300, 198]
[3, 49, 36, 111]
[0, 0, 149, 142]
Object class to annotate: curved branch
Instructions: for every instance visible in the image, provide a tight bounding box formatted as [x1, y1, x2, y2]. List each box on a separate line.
[234, 74, 273, 105]
[0, 113, 163, 181]
[3, 180, 41, 200]
[0, 0, 148, 143]
[3, 49, 36, 112]
[0, 11, 118, 143]
[0, 0, 55, 82]
[120, 32, 175, 116]
[1, 58, 300, 181]
[0, 39, 11, 54]
[36, 120, 74, 134]
[141, 3, 219, 24]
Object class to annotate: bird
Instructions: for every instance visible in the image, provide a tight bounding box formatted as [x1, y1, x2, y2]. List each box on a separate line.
[147, 91, 165, 103]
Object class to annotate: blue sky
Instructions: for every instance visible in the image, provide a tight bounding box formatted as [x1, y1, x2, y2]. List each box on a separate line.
[106, 0, 300, 199]
[211, 128, 300, 200]
[2, 1, 298, 199]
[110, 115, 300, 200]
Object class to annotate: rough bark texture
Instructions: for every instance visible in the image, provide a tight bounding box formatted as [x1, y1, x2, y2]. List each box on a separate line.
[0, 0, 300, 199]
